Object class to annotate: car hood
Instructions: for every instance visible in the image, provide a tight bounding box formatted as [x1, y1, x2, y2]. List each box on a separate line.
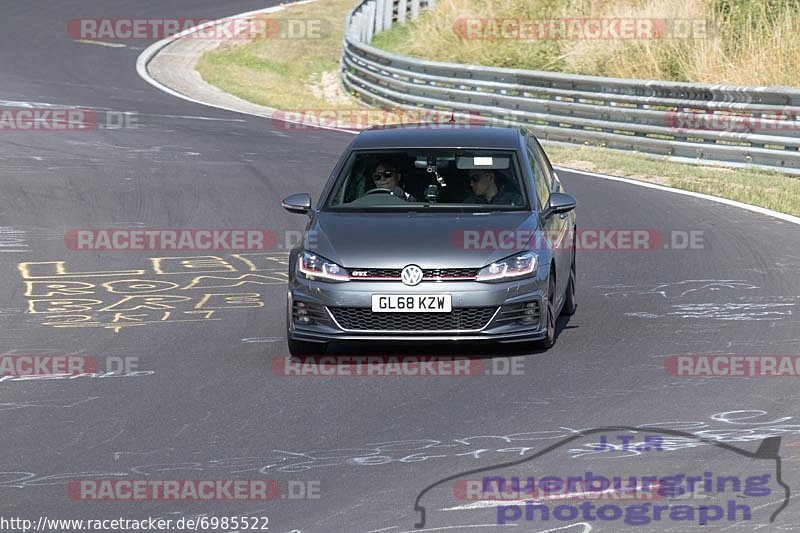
[307, 211, 538, 268]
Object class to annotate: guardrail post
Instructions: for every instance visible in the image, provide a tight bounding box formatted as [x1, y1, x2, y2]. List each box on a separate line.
[398, 0, 408, 24]
[410, 0, 420, 21]
[383, 0, 394, 30]
[357, 12, 366, 42]
[365, 2, 376, 43]
[375, 0, 385, 33]
[350, 12, 360, 42]
[360, 11, 368, 42]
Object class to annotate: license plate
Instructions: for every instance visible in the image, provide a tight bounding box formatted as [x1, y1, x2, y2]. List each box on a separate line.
[371, 294, 452, 313]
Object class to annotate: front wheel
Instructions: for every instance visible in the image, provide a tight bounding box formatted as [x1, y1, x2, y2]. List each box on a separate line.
[561, 250, 577, 316]
[536, 275, 557, 350]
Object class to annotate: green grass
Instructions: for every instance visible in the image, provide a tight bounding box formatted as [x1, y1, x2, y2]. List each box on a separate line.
[546, 144, 800, 216]
[373, 0, 800, 85]
[196, 0, 359, 110]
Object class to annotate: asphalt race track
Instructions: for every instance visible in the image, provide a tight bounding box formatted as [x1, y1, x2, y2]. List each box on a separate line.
[1, 1, 800, 532]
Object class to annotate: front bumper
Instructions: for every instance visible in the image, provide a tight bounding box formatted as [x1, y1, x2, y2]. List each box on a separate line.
[287, 274, 548, 344]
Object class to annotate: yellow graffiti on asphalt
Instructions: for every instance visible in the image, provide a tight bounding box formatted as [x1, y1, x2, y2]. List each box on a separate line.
[18, 253, 289, 333]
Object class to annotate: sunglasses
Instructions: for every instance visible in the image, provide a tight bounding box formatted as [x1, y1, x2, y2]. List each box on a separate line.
[372, 170, 397, 180]
[469, 172, 491, 182]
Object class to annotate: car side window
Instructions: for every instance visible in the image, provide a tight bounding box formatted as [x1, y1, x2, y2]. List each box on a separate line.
[527, 135, 556, 183]
[526, 136, 554, 211]
[526, 147, 550, 211]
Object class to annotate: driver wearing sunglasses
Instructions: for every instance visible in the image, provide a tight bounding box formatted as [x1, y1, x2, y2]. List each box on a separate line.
[464, 169, 523, 205]
[369, 162, 416, 201]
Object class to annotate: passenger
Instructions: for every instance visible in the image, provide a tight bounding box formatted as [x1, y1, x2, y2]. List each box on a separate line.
[464, 169, 523, 205]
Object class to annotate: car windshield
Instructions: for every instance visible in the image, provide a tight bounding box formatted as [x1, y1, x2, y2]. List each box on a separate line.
[323, 149, 528, 211]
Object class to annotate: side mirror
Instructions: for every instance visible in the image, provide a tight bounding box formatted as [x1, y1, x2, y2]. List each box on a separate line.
[547, 192, 576, 215]
[282, 193, 312, 214]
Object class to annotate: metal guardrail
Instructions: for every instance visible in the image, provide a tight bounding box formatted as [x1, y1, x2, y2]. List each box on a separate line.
[340, 0, 800, 175]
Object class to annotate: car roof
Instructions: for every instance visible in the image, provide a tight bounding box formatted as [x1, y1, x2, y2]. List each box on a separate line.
[349, 124, 524, 150]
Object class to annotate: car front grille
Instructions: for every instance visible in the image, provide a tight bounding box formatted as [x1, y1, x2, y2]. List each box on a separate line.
[348, 268, 479, 281]
[329, 307, 497, 331]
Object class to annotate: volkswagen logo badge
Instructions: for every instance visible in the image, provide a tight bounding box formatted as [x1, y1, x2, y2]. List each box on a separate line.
[401, 265, 424, 286]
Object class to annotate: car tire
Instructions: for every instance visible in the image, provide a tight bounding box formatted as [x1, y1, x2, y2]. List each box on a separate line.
[287, 337, 328, 356]
[561, 249, 577, 316]
[536, 274, 557, 350]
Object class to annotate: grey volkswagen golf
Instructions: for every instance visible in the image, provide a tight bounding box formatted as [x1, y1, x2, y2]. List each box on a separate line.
[282, 124, 577, 355]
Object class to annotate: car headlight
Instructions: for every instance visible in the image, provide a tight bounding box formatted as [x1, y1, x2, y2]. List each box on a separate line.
[476, 251, 538, 282]
[297, 251, 349, 282]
